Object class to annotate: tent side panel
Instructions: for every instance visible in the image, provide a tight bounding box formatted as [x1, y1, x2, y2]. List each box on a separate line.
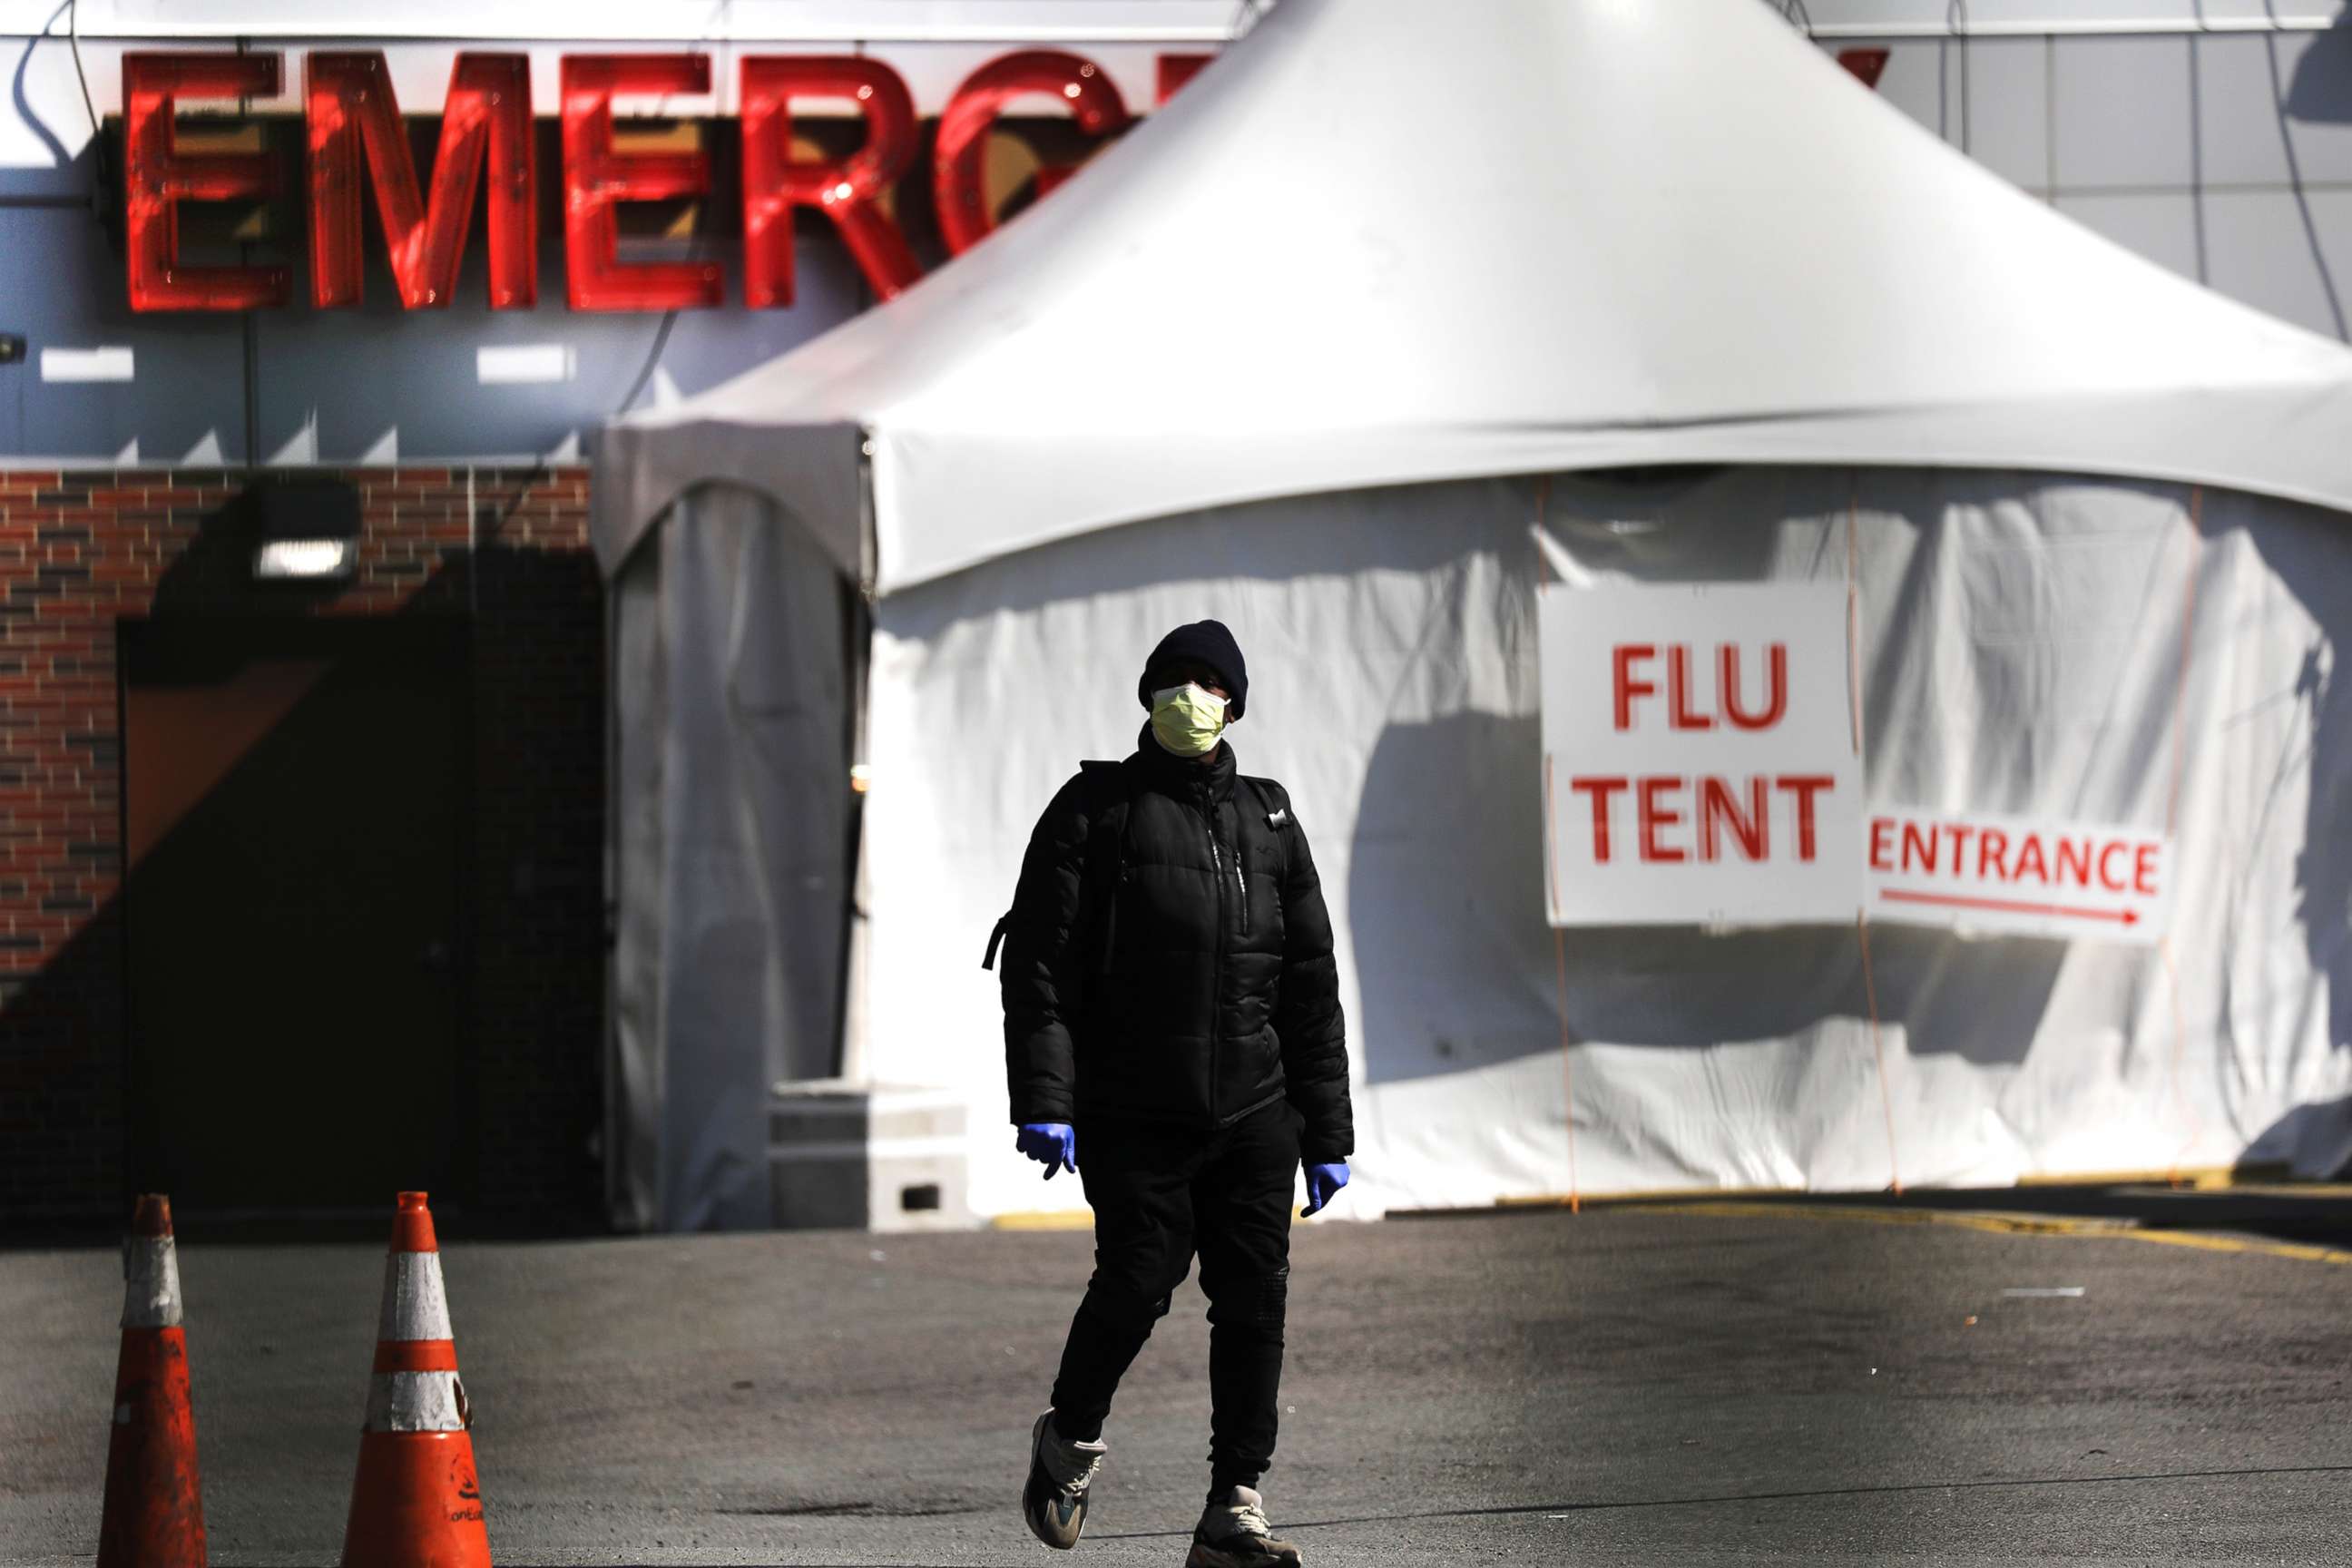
[862, 469, 2352, 1218]
[649, 485, 855, 1230]
[608, 535, 669, 1231]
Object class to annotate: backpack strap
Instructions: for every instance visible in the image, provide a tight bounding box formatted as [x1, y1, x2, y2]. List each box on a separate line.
[982, 759, 1132, 972]
[1073, 760, 1133, 975]
[1239, 775, 1296, 879]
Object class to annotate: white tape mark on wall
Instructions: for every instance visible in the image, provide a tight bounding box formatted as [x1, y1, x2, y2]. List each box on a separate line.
[40, 347, 134, 383]
[475, 344, 576, 385]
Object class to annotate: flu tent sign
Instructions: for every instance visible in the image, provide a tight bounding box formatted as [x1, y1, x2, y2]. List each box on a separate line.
[1538, 583, 1863, 926]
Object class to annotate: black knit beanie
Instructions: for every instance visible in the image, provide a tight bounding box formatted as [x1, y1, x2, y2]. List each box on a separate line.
[1138, 619, 1249, 720]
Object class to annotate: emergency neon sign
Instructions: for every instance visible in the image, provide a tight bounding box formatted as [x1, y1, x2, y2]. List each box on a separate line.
[121, 48, 1167, 313]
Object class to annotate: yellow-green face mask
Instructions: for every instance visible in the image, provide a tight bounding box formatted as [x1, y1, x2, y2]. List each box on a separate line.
[1150, 682, 1229, 757]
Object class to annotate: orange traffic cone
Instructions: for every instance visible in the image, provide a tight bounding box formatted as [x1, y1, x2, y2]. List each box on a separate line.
[97, 1193, 207, 1568]
[340, 1191, 491, 1568]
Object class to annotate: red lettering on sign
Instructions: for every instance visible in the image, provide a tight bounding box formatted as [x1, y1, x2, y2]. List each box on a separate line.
[1975, 828, 2009, 880]
[1868, 816, 1894, 872]
[1721, 643, 1788, 731]
[2055, 836, 2093, 887]
[562, 54, 727, 311]
[1775, 775, 1834, 861]
[2098, 841, 2130, 892]
[1700, 777, 1768, 862]
[1668, 645, 1713, 730]
[741, 57, 921, 309]
[2013, 834, 2048, 885]
[1639, 777, 1688, 863]
[934, 50, 1129, 256]
[122, 54, 291, 311]
[2133, 842, 2159, 896]
[1899, 820, 1936, 875]
[306, 52, 536, 311]
[1569, 777, 1628, 864]
[1612, 645, 1656, 732]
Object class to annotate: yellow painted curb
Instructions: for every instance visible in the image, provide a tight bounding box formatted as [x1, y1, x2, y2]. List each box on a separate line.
[990, 1210, 1095, 1231]
[1636, 1200, 2352, 1266]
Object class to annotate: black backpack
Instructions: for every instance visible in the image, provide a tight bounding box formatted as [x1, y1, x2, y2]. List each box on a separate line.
[981, 760, 1132, 975]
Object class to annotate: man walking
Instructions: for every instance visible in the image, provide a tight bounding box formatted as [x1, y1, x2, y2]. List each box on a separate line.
[989, 620, 1352, 1567]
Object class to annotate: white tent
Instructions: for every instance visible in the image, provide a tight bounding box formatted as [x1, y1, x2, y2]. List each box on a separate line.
[596, 0, 2352, 1230]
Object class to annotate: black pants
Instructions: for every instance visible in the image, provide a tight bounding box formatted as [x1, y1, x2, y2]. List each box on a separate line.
[1048, 1097, 1299, 1499]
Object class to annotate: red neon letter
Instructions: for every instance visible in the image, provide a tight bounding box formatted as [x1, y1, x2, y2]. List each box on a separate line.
[1700, 777, 1767, 862]
[1775, 776, 1835, 862]
[1669, 646, 1713, 730]
[1569, 777, 1628, 864]
[934, 51, 1130, 256]
[307, 52, 535, 310]
[1868, 817, 1894, 871]
[1721, 643, 1788, 730]
[562, 54, 725, 311]
[1157, 54, 1213, 103]
[123, 53, 290, 311]
[1612, 645, 1657, 731]
[1638, 777, 1688, 864]
[1837, 49, 1890, 90]
[2134, 842, 2160, 896]
[741, 57, 920, 308]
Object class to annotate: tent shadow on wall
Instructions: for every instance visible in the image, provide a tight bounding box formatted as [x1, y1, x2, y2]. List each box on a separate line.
[2284, 20, 2352, 124]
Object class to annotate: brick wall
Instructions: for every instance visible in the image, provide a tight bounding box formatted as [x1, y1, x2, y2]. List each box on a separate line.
[0, 465, 605, 1230]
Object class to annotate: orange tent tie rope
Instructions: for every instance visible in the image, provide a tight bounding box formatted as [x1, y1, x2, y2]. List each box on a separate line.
[1847, 490, 1864, 755]
[1856, 912, 1902, 1196]
[1847, 482, 1899, 1195]
[2164, 486, 2205, 1186]
[1553, 925, 1580, 1215]
[1543, 753, 1579, 1211]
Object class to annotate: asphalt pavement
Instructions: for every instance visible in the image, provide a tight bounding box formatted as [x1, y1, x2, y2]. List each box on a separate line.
[3, 1200, 2347, 1566]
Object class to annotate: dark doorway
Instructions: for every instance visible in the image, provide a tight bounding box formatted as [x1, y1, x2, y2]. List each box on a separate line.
[120, 617, 472, 1213]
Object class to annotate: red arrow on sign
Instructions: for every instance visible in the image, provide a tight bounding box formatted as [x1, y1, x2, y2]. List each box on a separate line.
[1879, 888, 2141, 926]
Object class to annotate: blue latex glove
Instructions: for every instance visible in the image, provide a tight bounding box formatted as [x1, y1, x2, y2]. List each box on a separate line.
[1015, 1122, 1078, 1180]
[1301, 1160, 1350, 1217]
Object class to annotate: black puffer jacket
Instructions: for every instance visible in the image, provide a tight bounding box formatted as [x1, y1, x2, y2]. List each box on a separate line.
[998, 729, 1353, 1162]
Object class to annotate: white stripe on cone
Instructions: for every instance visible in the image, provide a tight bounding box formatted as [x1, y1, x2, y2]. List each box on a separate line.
[377, 1252, 453, 1342]
[363, 1370, 468, 1434]
[122, 1236, 183, 1329]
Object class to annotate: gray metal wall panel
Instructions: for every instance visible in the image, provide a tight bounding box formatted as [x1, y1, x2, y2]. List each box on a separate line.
[2053, 36, 2196, 189]
[2201, 187, 2352, 338]
[0, 205, 248, 462]
[2053, 191, 2204, 278]
[1963, 38, 2053, 193]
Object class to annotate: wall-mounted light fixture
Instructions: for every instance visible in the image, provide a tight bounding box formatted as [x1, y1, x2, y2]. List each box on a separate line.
[245, 475, 362, 583]
[253, 537, 358, 579]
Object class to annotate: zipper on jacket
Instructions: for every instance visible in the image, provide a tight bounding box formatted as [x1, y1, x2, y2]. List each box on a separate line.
[1200, 798, 1227, 1122]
